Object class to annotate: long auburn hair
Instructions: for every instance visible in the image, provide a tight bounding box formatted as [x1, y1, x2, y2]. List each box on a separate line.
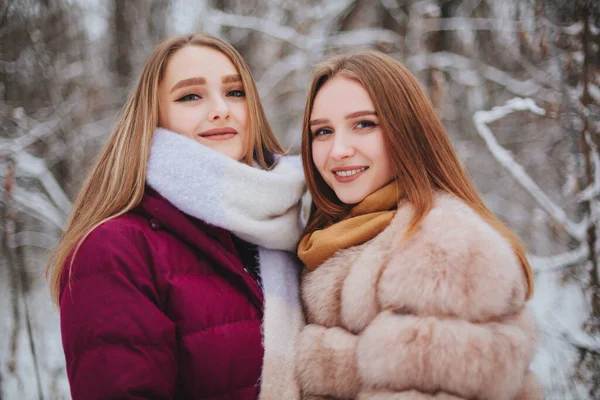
[48, 33, 285, 305]
[301, 51, 533, 299]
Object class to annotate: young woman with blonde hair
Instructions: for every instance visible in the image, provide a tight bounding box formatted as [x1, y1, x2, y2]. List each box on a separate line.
[48, 33, 305, 400]
[295, 51, 543, 399]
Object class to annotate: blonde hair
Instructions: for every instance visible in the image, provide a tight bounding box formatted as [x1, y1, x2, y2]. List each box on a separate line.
[301, 51, 533, 299]
[48, 33, 285, 305]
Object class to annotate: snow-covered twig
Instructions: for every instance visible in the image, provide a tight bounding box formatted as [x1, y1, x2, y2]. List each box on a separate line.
[257, 52, 306, 97]
[0, 186, 67, 230]
[379, 0, 407, 26]
[327, 28, 402, 48]
[13, 152, 72, 216]
[11, 231, 59, 250]
[562, 330, 600, 354]
[408, 52, 560, 103]
[473, 97, 588, 241]
[528, 244, 589, 273]
[0, 91, 81, 156]
[578, 132, 600, 202]
[421, 17, 533, 33]
[207, 10, 309, 49]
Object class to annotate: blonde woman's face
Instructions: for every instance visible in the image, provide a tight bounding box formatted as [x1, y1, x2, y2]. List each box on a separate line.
[159, 45, 248, 160]
[309, 76, 394, 204]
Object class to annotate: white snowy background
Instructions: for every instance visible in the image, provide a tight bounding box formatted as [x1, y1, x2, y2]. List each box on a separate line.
[1, 0, 599, 399]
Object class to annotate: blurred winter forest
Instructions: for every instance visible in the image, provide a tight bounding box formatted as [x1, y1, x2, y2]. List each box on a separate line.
[1, 0, 599, 398]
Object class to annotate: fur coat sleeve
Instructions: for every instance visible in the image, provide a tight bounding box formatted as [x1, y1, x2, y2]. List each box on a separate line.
[295, 194, 543, 400]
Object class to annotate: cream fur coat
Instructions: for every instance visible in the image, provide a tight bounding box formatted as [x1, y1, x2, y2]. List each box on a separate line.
[295, 193, 543, 400]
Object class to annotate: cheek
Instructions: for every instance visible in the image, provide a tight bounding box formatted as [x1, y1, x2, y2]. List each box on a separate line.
[311, 142, 329, 173]
[233, 103, 249, 127]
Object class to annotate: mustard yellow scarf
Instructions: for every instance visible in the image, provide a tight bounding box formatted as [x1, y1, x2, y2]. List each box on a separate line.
[298, 182, 400, 270]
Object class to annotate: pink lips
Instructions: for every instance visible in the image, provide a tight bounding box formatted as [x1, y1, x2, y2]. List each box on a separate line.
[198, 127, 238, 141]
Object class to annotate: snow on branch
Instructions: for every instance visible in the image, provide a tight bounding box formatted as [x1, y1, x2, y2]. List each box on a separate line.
[421, 18, 533, 33]
[327, 29, 402, 48]
[14, 151, 72, 216]
[12, 230, 59, 250]
[207, 10, 309, 50]
[0, 186, 67, 230]
[257, 52, 306, 97]
[408, 52, 559, 103]
[379, 0, 407, 26]
[562, 329, 600, 354]
[473, 97, 588, 241]
[528, 243, 589, 273]
[578, 132, 600, 202]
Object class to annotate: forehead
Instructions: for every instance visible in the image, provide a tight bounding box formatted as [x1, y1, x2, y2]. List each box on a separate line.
[163, 45, 239, 82]
[311, 76, 374, 117]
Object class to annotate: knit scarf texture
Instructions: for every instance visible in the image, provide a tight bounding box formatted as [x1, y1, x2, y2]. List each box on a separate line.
[147, 127, 305, 400]
[298, 181, 400, 270]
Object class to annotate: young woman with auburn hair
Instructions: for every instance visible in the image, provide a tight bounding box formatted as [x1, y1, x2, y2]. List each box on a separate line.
[48, 33, 305, 400]
[295, 51, 543, 399]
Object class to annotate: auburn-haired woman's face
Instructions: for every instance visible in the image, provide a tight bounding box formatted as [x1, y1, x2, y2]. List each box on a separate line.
[309, 76, 394, 204]
[158, 45, 248, 160]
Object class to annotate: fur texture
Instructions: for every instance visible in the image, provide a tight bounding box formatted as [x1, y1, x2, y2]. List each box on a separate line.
[296, 193, 542, 399]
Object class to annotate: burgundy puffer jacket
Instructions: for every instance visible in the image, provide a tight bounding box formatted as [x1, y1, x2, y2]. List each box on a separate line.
[60, 188, 264, 400]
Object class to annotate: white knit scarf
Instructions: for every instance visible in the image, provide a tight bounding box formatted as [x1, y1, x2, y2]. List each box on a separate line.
[147, 128, 304, 400]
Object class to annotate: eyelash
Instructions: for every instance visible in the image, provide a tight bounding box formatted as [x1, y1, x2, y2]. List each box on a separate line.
[175, 89, 246, 102]
[312, 120, 377, 137]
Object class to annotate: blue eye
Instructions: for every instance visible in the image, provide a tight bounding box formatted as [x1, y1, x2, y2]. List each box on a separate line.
[313, 128, 333, 137]
[227, 89, 246, 97]
[176, 94, 201, 102]
[356, 120, 376, 129]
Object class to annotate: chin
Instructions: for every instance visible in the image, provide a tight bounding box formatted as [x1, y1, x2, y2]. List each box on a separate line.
[335, 190, 368, 205]
[212, 145, 245, 161]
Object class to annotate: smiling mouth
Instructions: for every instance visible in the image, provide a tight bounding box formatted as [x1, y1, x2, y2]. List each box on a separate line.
[332, 166, 369, 183]
[333, 167, 368, 177]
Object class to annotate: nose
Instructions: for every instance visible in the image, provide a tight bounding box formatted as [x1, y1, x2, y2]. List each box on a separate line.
[330, 132, 355, 160]
[207, 96, 230, 121]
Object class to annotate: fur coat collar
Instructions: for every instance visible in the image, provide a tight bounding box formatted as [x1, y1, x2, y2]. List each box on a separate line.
[295, 193, 542, 400]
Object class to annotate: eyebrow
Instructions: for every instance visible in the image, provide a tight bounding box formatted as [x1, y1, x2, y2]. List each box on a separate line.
[170, 74, 242, 93]
[309, 110, 377, 126]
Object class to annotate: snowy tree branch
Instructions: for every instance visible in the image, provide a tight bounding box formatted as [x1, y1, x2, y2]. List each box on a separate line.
[529, 244, 589, 273]
[0, 186, 67, 230]
[13, 152, 72, 215]
[473, 97, 588, 241]
[207, 10, 309, 49]
[578, 132, 600, 202]
[408, 52, 560, 103]
[421, 17, 534, 33]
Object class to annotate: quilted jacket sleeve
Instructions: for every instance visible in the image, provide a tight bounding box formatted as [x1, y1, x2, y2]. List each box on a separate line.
[59, 223, 178, 400]
[355, 308, 538, 400]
